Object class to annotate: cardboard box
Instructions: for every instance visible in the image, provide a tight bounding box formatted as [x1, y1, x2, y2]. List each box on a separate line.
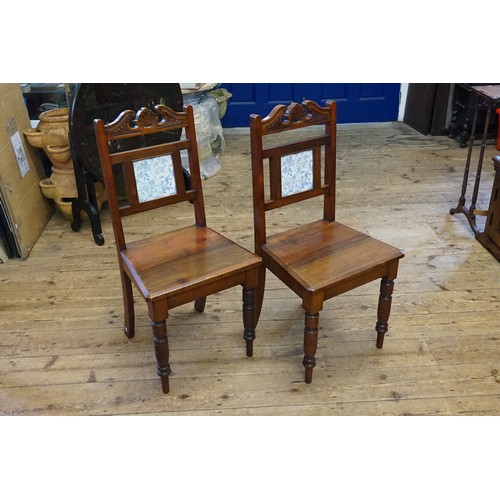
[0, 83, 54, 259]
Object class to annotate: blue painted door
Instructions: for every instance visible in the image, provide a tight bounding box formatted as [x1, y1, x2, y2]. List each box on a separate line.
[219, 83, 400, 127]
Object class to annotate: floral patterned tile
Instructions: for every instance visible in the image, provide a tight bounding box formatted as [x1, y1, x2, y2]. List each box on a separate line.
[281, 150, 313, 197]
[133, 155, 177, 202]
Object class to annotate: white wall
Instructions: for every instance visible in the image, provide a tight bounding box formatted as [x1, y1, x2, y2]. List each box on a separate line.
[398, 83, 409, 121]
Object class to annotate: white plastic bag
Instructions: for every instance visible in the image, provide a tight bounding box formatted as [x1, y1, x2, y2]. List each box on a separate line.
[182, 93, 225, 179]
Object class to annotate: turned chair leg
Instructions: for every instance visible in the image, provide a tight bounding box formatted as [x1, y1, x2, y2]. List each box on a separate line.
[152, 319, 171, 394]
[303, 311, 319, 384]
[194, 297, 207, 313]
[376, 277, 395, 349]
[120, 271, 135, 339]
[242, 287, 257, 357]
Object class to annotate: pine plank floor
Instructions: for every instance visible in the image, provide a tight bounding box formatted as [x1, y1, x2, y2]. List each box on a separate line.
[1, 122, 499, 416]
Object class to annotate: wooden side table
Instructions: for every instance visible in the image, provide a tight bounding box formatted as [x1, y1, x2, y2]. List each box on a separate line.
[450, 85, 500, 237]
[448, 83, 499, 147]
[477, 156, 500, 262]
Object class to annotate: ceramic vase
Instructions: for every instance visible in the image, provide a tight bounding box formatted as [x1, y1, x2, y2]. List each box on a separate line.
[24, 108, 106, 220]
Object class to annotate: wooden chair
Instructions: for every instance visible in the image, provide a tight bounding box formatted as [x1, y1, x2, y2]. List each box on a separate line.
[250, 99, 404, 383]
[94, 104, 262, 394]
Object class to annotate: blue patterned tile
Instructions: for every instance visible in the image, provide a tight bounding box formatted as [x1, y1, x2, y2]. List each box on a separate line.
[281, 150, 313, 197]
[133, 155, 177, 202]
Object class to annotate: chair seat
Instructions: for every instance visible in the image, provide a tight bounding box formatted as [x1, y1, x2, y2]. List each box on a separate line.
[121, 225, 262, 302]
[262, 220, 404, 295]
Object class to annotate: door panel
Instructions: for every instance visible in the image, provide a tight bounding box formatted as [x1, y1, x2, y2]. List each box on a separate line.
[219, 83, 400, 127]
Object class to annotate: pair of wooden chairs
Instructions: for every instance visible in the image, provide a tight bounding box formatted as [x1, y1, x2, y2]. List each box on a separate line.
[94, 99, 404, 394]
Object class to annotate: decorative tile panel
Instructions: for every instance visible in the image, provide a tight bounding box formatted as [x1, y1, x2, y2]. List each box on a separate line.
[281, 150, 313, 197]
[133, 155, 177, 202]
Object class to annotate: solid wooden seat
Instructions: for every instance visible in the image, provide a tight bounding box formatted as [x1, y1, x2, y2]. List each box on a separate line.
[263, 220, 403, 295]
[94, 104, 261, 394]
[250, 99, 404, 383]
[122, 225, 261, 303]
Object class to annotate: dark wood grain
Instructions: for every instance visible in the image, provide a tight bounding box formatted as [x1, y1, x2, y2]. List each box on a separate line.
[250, 99, 404, 383]
[477, 156, 500, 261]
[2, 121, 499, 416]
[121, 226, 261, 301]
[94, 104, 261, 393]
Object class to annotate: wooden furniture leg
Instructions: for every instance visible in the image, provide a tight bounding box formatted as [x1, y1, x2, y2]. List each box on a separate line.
[254, 266, 266, 323]
[194, 297, 207, 313]
[303, 311, 319, 384]
[376, 277, 395, 349]
[453, 102, 479, 208]
[242, 286, 257, 357]
[151, 319, 171, 394]
[120, 269, 135, 339]
[70, 154, 105, 246]
[450, 100, 481, 234]
[469, 107, 493, 218]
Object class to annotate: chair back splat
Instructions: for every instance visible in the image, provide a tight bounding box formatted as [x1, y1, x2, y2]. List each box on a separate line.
[250, 99, 404, 384]
[95, 104, 261, 394]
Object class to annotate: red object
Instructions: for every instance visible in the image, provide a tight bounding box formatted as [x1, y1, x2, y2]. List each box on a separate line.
[497, 108, 500, 151]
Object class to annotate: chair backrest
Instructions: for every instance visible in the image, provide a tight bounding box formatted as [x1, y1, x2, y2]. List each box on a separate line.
[94, 104, 206, 251]
[249, 99, 337, 250]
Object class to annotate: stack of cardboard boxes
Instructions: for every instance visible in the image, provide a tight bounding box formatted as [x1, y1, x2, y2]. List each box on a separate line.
[0, 83, 53, 260]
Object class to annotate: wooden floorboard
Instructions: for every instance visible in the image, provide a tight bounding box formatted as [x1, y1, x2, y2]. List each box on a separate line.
[1, 121, 499, 415]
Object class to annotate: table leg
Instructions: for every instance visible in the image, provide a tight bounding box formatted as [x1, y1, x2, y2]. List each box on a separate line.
[469, 107, 492, 215]
[452, 98, 479, 210]
[450, 98, 491, 237]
